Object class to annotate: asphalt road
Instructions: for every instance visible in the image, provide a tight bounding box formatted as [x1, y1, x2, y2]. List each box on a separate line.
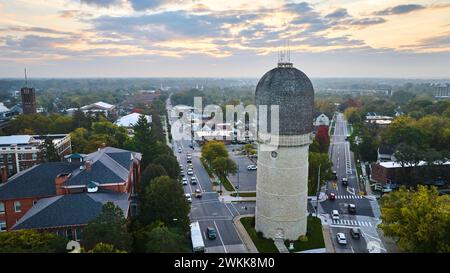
[320, 113, 385, 253]
[167, 100, 247, 253]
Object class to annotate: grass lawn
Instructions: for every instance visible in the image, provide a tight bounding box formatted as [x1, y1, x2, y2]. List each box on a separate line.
[231, 192, 256, 197]
[219, 176, 235, 191]
[240, 217, 278, 253]
[284, 216, 325, 252]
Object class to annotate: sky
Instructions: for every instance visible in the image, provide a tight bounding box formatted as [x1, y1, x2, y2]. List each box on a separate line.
[0, 0, 449, 78]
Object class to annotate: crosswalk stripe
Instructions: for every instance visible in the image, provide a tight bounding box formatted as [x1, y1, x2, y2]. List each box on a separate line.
[368, 222, 372, 227]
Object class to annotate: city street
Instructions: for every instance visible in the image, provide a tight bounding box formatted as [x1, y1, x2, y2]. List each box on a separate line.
[319, 113, 386, 253]
[166, 99, 248, 253]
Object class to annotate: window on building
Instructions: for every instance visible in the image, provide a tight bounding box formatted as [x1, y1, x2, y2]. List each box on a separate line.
[0, 202, 4, 214]
[32, 153, 37, 160]
[0, 221, 6, 232]
[14, 201, 21, 212]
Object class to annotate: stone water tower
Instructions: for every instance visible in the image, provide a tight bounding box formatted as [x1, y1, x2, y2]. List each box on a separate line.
[254, 58, 314, 240]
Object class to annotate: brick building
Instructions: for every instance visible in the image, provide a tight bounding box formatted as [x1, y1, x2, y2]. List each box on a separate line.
[0, 147, 141, 240]
[0, 134, 72, 177]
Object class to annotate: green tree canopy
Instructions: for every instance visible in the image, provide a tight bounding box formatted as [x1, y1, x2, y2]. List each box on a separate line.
[380, 186, 450, 253]
[140, 163, 167, 192]
[145, 226, 190, 253]
[201, 140, 229, 167]
[212, 156, 238, 178]
[0, 230, 68, 253]
[140, 176, 190, 232]
[82, 202, 132, 251]
[308, 152, 333, 195]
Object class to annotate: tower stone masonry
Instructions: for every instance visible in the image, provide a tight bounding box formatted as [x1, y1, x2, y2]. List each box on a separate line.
[255, 60, 314, 241]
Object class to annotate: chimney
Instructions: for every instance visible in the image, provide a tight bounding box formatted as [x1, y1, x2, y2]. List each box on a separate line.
[84, 160, 92, 171]
[55, 173, 71, 195]
[0, 166, 8, 183]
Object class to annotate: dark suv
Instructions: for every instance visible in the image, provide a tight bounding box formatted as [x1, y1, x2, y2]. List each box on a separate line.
[350, 228, 361, 239]
[207, 227, 216, 240]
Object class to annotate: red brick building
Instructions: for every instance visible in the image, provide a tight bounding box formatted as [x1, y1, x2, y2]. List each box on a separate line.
[0, 147, 141, 239]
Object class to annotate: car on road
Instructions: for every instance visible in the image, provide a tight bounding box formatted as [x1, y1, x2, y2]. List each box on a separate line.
[328, 193, 336, 200]
[185, 193, 192, 203]
[194, 189, 202, 198]
[342, 178, 348, 186]
[349, 228, 361, 239]
[332, 171, 337, 180]
[336, 233, 347, 245]
[248, 154, 257, 159]
[180, 171, 185, 177]
[206, 227, 217, 240]
[332, 210, 340, 220]
[190, 176, 197, 185]
[348, 204, 356, 214]
[187, 168, 194, 175]
[182, 177, 188, 185]
[187, 158, 192, 163]
[178, 148, 182, 153]
[186, 153, 192, 157]
[247, 165, 257, 171]
[187, 163, 193, 168]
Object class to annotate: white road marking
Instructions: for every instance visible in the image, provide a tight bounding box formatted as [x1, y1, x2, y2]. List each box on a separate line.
[213, 221, 227, 253]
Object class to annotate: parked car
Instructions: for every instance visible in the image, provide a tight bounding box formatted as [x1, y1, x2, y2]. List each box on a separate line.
[348, 204, 356, 214]
[342, 178, 348, 186]
[195, 189, 202, 198]
[180, 171, 185, 177]
[182, 177, 188, 184]
[332, 210, 340, 220]
[206, 227, 217, 240]
[178, 148, 182, 153]
[247, 165, 257, 171]
[187, 163, 193, 168]
[349, 228, 361, 239]
[185, 193, 192, 203]
[336, 233, 347, 245]
[328, 193, 336, 200]
[248, 154, 257, 159]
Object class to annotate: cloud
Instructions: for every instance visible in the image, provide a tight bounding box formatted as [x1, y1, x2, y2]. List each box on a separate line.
[0, 26, 73, 35]
[373, 4, 425, 16]
[128, 0, 166, 10]
[325, 8, 350, 19]
[80, 0, 122, 7]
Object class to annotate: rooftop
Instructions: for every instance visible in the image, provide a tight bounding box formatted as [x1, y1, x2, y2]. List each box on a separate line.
[115, 113, 152, 127]
[12, 192, 129, 230]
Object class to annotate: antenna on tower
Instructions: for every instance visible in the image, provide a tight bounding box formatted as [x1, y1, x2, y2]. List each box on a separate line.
[24, 68, 28, 87]
[277, 39, 293, 68]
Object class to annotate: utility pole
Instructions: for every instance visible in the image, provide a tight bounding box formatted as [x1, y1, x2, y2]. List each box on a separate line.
[236, 165, 240, 198]
[316, 164, 321, 217]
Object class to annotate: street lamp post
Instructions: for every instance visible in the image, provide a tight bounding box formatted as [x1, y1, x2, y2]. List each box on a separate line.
[316, 164, 321, 217]
[236, 165, 240, 198]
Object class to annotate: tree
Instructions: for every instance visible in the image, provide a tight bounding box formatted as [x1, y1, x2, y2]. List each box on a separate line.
[132, 114, 154, 168]
[201, 140, 229, 167]
[315, 125, 330, 153]
[243, 143, 256, 155]
[37, 136, 60, 162]
[152, 154, 180, 180]
[140, 164, 167, 192]
[70, 127, 89, 153]
[140, 176, 190, 232]
[145, 226, 190, 253]
[380, 186, 450, 253]
[344, 107, 362, 124]
[82, 202, 132, 251]
[0, 230, 68, 253]
[308, 152, 333, 195]
[212, 157, 238, 178]
[84, 243, 127, 253]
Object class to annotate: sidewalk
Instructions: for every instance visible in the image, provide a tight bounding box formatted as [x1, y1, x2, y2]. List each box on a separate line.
[220, 195, 256, 203]
[233, 215, 258, 253]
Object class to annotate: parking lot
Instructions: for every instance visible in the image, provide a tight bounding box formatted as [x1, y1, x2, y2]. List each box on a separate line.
[228, 152, 257, 192]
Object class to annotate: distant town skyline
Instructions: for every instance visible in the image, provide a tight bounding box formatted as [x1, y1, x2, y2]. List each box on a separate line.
[0, 0, 449, 78]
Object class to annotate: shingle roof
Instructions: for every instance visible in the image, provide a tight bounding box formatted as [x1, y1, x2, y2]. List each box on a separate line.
[0, 162, 81, 200]
[12, 192, 129, 230]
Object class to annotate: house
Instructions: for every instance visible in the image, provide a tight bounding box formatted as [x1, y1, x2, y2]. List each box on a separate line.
[81, 101, 116, 117]
[0, 146, 141, 238]
[377, 145, 396, 162]
[365, 113, 393, 128]
[115, 113, 152, 136]
[0, 134, 72, 176]
[0, 103, 13, 121]
[313, 113, 330, 127]
[371, 160, 450, 186]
